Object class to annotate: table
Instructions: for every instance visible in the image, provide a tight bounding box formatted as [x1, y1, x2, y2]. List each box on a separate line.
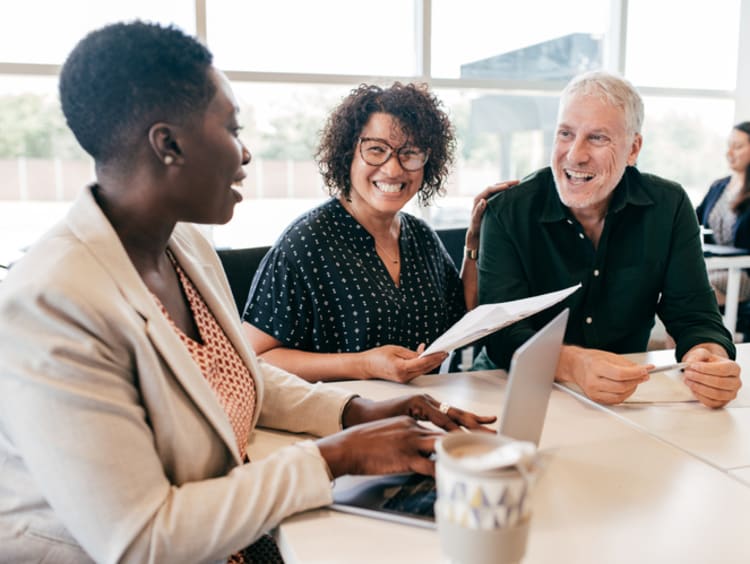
[248, 365, 750, 563]
[704, 253, 750, 336]
[603, 345, 750, 478]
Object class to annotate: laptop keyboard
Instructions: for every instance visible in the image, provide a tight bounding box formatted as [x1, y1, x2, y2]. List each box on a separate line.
[381, 474, 437, 517]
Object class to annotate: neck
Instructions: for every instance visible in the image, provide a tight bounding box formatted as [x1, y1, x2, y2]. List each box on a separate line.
[569, 197, 609, 227]
[340, 196, 400, 241]
[569, 199, 610, 250]
[93, 179, 176, 273]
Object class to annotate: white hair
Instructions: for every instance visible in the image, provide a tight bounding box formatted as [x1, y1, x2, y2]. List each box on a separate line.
[559, 71, 644, 135]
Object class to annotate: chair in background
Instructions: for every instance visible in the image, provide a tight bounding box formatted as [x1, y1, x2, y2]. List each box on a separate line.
[435, 226, 477, 371]
[435, 226, 467, 271]
[216, 246, 271, 316]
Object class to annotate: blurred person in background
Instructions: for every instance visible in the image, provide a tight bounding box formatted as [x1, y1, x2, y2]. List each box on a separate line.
[696, 121, 750, 305]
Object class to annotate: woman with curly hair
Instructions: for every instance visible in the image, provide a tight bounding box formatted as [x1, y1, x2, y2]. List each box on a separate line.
[243, 83, 513, 383]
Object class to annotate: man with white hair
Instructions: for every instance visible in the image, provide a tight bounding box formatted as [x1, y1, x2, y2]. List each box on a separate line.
[477, 71, 741, 407]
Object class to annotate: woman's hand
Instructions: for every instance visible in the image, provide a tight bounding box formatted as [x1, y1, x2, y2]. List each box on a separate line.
[317, 416, 441, 477]
[358, 344, 447, 383]
[462, 180, 520, 310]
[342, 394, 496, 432]
[319, 395, 496, 478]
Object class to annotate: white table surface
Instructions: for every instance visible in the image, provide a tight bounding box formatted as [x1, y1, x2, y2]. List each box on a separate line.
[249, 368, 750, 564]
[609, 344, 750, 470]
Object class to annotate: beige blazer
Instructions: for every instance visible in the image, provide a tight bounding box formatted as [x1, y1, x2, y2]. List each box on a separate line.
[0, 187, 353, 564]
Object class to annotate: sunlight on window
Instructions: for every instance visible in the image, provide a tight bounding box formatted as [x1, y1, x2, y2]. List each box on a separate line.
[0, 1, 744, 257]
[0, 0, 194, 64]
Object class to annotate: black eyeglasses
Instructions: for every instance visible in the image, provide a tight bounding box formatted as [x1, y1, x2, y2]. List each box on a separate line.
[358, 137, 430, 171]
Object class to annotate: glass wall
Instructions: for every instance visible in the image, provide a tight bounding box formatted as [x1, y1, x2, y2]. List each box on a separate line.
[0, 0, 745, 262]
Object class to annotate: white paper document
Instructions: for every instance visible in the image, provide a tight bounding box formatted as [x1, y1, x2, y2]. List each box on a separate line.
[420, 284, 581, 356]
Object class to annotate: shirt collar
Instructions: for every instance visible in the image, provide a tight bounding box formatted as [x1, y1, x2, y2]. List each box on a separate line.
[540, 166, 655, 224]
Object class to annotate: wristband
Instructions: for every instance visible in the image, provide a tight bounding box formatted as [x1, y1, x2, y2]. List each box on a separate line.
[464, 246, 478, 260]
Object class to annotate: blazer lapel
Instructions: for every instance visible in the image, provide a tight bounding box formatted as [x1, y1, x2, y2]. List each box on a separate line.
[168, 228, 266, 428]
[65, 187, 242, 463]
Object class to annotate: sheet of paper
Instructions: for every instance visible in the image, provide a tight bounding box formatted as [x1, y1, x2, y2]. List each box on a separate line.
[420, 284, 581, 356]
[561, 369, 696, 403]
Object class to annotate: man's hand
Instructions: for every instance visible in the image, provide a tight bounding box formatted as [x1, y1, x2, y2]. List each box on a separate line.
[557, 345, 650, 404]
[681, 345, 742, 408]
[358, 344, 447, 383]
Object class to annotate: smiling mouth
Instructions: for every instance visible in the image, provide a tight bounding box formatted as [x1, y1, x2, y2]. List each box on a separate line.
[374, 181, 404, 193]
[564, 169, 595, 184]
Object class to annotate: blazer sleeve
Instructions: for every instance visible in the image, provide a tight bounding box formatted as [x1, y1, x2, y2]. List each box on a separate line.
[256, 357, 355, 435]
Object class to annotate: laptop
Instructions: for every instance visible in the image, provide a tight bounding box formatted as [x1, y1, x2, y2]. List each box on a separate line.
[330, 308, 569, 529]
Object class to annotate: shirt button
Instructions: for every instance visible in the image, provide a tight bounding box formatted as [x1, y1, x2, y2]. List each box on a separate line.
[566, 219, 574, 225]
[578, 233, 585, 240]
[585, 316, 593, 324]
[593, 269, 600, 277]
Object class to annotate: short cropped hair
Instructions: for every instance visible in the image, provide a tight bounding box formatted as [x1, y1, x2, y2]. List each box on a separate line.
[59, 20, 214, 163]
[559, 71, 644, 136]
[315, 82, 456, 206]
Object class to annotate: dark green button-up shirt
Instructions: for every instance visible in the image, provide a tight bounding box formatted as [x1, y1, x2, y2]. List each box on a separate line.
[478, 166, 734, 369]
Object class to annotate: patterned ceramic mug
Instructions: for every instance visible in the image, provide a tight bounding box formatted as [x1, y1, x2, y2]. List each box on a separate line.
[435, 432, 538, 564]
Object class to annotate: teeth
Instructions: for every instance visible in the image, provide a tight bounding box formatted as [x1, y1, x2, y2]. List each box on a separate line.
[232, 179, 244, 188]
[375, 182, 403, 193]
[566, 169, 594, 181]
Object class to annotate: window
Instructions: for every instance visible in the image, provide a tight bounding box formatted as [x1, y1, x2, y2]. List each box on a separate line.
[639, 96, 735, 203]
[626, 0, 740, 90]
[431, 0, 609, 80]
[0, 0, 194, 64]
[0, 0, 746, 260]
[208, 0, 417, 76]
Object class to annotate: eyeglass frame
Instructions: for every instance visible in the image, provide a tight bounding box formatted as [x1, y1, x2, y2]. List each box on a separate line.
[357, 137, 430, 171]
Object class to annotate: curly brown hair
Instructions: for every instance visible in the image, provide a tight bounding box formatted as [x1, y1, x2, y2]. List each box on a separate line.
[315, 82, 455, 206]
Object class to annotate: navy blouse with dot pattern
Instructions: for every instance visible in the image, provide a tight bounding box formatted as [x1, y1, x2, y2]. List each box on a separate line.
[243, 198, 465, 353]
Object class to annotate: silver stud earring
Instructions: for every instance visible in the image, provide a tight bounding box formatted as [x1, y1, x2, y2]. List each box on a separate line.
[164, 155, 174, 165]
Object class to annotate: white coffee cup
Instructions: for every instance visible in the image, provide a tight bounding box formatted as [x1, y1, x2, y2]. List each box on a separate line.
[435, 432, 538, 564]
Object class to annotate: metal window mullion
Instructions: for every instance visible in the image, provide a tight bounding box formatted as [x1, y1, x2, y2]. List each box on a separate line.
[194, 0, 207, 43]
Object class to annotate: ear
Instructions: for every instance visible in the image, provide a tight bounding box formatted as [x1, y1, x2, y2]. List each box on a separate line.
[148, 123, 183, 166]
[627, 133, 643, 166]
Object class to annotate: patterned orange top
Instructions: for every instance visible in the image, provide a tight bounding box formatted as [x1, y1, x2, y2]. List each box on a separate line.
[154, 251, 257, 460]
